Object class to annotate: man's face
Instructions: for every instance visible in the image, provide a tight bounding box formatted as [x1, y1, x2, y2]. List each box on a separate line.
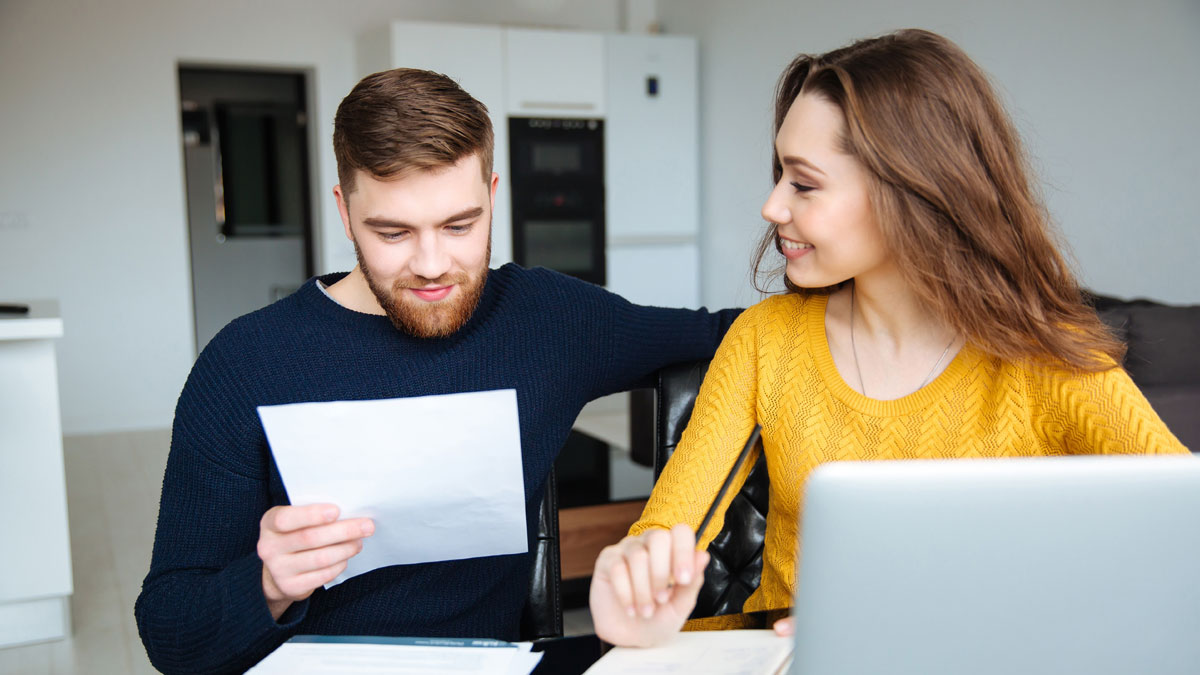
[335, 155, 498, 338]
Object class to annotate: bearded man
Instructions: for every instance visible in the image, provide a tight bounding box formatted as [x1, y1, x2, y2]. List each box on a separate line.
[134, 68, 739, 674]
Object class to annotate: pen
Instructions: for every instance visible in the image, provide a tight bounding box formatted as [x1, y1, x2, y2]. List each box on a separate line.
[695, 424, 762, 545]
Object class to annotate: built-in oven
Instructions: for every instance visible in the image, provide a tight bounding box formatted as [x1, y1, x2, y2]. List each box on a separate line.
[508, 117, 605, 285]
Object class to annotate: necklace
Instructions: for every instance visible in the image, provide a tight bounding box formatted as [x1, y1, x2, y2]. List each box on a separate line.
[849, 284, 956, 398]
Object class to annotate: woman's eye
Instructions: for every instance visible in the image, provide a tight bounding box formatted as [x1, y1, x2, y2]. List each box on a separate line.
[790, 181, 814, 193]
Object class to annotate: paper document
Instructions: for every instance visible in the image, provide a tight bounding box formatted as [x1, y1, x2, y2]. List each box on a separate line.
[246, 635, 543, 675]
[258, 389, 527, 586]
[584, 629, 793, 675]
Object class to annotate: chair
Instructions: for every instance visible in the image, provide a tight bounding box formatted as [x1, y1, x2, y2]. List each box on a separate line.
[519, 469, 563, 640]
[655, 359, 770, 619]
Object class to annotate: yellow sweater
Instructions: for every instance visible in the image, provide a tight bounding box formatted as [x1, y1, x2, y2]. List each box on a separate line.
[630, 293, 1190, 621]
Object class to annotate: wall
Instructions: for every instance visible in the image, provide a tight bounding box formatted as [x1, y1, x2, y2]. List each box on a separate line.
[658, 0, 1200, 310]
[0, 0, 622, 434]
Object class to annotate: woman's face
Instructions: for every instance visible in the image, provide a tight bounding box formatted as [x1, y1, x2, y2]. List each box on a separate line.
[761, 92, 889, 289]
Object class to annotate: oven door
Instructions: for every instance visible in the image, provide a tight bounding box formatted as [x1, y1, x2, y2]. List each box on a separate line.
[509, 117, 606, 285]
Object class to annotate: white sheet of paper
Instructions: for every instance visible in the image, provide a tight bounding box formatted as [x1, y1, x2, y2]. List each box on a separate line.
[258, 389, 527, 586]
[583, 630, 793, 675]
[246, 637, 542, 675]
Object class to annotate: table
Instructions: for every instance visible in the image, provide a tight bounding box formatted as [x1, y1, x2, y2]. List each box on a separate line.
[0, 301, 72, 648]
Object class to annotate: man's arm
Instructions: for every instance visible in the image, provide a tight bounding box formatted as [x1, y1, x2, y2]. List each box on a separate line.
[586, 286, 741, 399]
[133, 340, 312, 674]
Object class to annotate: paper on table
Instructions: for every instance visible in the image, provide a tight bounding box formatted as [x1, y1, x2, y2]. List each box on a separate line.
[583, 630, 793, 675]
[258, 389, 527, 587]
[246, 636, 543, 675]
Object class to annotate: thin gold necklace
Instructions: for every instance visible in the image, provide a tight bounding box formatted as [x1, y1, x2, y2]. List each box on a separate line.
[849, 284, 956, 398]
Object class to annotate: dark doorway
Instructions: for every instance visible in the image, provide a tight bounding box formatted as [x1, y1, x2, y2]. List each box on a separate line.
[178, 66, 315, 354]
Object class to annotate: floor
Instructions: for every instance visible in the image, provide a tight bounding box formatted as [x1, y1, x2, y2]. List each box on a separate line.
[0, 397, 636, 673]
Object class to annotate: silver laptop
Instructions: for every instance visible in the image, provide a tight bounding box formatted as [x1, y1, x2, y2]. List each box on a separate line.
[791, 455, 1200, 675]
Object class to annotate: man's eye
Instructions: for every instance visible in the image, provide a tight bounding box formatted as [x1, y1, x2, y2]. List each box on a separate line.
[790, 181, 815, 193]
[380, 231, 406, 241]
[447, 224, 472, 234]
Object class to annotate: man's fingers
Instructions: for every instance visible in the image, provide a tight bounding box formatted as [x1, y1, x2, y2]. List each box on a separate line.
[283, 539, 363, 577]
[276, 560, 349, 599]
[264, 503, 340, 534]
[287, 518, 374, 553]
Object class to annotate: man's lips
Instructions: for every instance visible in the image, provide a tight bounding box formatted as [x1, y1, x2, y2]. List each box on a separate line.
[409, 285, 454, 302]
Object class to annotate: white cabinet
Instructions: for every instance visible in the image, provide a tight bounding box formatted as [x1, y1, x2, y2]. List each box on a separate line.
[504, 29, 606, 118]
[604, 34, 698, 241]
[358, 23, 702, 308]
[356, 22, 513, 266]
[607, 243, 700, 309]
[0, 301, 71, 647]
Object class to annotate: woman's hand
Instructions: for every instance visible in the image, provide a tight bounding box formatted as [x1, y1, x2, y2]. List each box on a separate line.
[772, 615, 794, 636]
[589, 524, 710, 647]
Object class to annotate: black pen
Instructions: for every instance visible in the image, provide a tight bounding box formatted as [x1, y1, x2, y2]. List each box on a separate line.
[695, 424, 762, 545]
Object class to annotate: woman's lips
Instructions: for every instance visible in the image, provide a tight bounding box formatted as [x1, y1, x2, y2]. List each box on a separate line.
[780, 237, 814, 260]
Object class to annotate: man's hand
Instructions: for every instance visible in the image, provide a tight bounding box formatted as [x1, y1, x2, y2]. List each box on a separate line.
[257, 504, 374, 621]
[589, 524, 709, 647]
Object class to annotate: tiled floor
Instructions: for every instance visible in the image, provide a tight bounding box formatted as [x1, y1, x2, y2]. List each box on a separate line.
[0, 401, 627, 673]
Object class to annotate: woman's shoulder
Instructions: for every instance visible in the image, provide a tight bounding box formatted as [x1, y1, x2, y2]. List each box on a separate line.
[735, 292, 822, 330]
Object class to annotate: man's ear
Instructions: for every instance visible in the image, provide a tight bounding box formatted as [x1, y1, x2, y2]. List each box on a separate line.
[488, 172, 499, 212]
[333, 184, 353, 241]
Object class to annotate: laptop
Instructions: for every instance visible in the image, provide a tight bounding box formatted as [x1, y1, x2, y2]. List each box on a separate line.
[791, 455, 1200, 675]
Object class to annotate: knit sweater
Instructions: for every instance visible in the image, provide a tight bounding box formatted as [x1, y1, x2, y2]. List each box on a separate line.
[631, 292, 1190, 621]
[135, 265, 740, 675]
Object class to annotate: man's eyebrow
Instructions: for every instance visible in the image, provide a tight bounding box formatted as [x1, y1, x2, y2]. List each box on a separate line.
[362, 206, 484, 229]
[780, 156, 827, 176]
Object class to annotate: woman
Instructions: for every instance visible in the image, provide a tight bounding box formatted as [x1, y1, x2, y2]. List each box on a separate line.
[589, 29, 1189, 648]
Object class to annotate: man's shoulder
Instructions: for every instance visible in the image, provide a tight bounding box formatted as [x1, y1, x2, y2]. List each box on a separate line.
[198, 277, 337, 365]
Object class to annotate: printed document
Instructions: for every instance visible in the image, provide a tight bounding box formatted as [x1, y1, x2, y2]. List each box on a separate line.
[246, 636, 542, 675]
[258, 389, 527, 586]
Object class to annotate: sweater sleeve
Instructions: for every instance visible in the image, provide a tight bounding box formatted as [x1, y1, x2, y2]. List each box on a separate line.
[134, 336, 306, 675]
[1028, 362, 1191, 455]
[629, 305, 760, 549]
[588, 289, 742, 400]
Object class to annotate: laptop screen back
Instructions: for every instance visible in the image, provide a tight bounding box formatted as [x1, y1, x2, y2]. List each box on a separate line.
[791, 455, 1200, 675]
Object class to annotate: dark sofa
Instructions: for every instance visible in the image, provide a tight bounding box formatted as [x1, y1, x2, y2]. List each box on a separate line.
[1088, 292, 1200, 451]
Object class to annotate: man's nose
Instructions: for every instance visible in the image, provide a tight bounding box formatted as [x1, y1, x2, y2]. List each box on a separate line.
[409, 235, 451, 281]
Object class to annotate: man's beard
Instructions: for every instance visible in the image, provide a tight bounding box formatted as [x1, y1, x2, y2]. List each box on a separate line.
[355, 237, 490, 339]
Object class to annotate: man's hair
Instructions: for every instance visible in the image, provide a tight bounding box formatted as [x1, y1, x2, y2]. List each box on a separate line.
[754, 29, 1123, 371]
[333, 68, 494, 195]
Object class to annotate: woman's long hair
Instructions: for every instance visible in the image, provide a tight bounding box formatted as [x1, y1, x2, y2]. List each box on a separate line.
[753, 29, 1123, 371]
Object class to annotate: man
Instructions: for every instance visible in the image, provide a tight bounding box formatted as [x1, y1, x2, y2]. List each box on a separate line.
[134, 68, 739, 674]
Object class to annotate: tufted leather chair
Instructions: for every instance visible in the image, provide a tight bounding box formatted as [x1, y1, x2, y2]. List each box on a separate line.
[519, 469, 563, 640]
[655, 359, 770, 619]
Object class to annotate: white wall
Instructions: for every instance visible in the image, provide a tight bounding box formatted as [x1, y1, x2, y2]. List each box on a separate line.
[658, 0, 1200, 310]
[0, 0, 621, 434]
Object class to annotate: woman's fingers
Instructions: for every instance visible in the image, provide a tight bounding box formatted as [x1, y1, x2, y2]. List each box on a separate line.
[644, 529, 674, 603]
[773, 616, 795, 636]
[669, 524, 698, 585]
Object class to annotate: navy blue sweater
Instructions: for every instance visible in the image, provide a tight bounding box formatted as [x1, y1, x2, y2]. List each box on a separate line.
[135, 265, 739, 674]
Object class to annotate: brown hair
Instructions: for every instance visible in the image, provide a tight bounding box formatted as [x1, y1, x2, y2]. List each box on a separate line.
[333, 68, 493, 195]
[753, 29, 1123, 371]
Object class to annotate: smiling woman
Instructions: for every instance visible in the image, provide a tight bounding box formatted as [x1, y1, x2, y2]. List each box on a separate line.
[588, 28, 1190, 649]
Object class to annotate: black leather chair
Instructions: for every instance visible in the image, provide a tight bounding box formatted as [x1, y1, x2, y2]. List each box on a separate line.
[519, 470, 563, 640]
[655, 359, 769, 619]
